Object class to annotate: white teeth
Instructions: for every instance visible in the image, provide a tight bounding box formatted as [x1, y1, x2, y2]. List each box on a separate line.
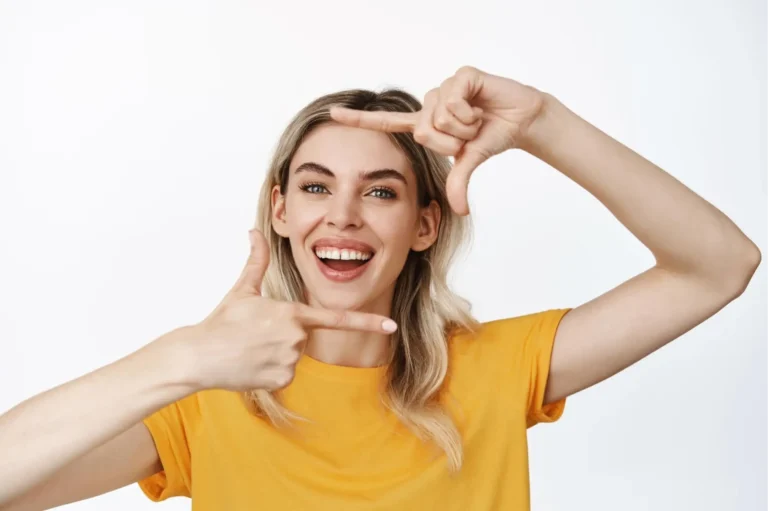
[315, 247, 372, 261]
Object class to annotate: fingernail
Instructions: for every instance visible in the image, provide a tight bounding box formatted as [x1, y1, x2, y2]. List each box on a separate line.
[382, 319, 398, 333]
[248, 229, 255, 248]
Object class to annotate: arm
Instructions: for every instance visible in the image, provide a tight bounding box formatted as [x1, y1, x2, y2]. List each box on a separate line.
[0, 327, 198, 508]
[3, 422, 159, 511]
[326, 65, 761, 408]
[520, 94, 762, 404]
[0, 227, 396, 509]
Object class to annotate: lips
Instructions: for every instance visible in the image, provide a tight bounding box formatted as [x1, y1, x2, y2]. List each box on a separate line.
[311, 237, 376, 254]
[311, 237, 376, 283]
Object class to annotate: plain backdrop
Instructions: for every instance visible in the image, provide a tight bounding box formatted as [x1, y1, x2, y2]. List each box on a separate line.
[1, 1, 766, 510]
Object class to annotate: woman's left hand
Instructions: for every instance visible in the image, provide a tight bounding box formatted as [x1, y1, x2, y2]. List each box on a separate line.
[330, 66, 547, 215]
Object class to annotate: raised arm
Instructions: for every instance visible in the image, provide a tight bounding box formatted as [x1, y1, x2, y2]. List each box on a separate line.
[329, 65, 762, 404]
[523, 93, 761, 404]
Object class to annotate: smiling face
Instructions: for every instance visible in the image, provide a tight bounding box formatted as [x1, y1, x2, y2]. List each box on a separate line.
[271, 122, 440, 315]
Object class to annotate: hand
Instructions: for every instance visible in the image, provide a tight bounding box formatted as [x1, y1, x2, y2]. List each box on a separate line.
[176, 229, 398, 392]
[330, 66, 546, 215]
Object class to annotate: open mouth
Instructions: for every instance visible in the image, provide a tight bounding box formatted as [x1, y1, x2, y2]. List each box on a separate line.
[314, 247, 373, 271]
[311, 241, 376, 282]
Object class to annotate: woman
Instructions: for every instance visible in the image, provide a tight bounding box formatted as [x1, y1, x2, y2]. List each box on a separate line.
[0, 66, 760, 510]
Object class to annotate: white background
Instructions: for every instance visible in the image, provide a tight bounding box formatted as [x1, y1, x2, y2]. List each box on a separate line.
[1, 1, 765, 509]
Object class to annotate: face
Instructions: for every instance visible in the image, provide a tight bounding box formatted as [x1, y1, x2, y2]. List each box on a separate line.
[271, 122, 440, 315]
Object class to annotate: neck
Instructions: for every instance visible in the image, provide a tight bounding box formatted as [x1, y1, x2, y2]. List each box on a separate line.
[303, 288, 394, 368]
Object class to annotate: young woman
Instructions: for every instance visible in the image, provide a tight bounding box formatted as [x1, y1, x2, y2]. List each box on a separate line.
[0, 66, 760, 511]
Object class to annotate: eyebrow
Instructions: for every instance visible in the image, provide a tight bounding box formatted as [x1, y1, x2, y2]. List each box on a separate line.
[294, 161, 408, 185]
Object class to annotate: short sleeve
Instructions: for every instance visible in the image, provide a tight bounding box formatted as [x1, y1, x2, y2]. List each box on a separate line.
[138, 393, 201, 501]
[523, 308, 572, 428]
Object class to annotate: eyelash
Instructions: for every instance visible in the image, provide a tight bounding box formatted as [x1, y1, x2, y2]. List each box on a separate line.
[299, 182, 328, 195]
[298, 182, 397, 200]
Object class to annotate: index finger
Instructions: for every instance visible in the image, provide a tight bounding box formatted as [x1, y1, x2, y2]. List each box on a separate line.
[295, 303, 398, 334]
[330, 107, 417, 133]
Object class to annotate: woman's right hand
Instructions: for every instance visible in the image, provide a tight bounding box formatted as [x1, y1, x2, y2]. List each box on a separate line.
[171, 229, 397, 393]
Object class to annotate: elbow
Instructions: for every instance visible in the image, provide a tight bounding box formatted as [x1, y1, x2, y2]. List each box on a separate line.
[721, 241, 762, 298]
[742, 242, 762, 287]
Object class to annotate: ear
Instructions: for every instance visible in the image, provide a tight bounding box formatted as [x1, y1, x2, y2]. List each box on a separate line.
[411, 200, 441, 252]
[271, 185, 289, 238]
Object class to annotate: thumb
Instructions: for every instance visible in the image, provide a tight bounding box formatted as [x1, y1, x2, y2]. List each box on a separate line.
[446, 147, 488, 216]
[231, 229, 270, 296]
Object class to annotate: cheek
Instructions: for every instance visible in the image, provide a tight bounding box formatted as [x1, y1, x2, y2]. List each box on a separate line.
[284, 195, 324, 237]
[367, 207, 419, 250]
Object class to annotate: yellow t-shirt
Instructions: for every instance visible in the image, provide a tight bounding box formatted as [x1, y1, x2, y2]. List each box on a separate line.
[138, 308, 571, 510]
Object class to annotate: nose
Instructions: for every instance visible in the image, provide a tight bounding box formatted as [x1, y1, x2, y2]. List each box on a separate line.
[325, 190, 362, 230]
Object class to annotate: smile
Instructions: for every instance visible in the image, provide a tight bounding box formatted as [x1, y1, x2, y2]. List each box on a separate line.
[311, 239, 376, 283]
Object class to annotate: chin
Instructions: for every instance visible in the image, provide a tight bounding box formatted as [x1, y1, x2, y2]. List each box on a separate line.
[307, 287, 376, 312]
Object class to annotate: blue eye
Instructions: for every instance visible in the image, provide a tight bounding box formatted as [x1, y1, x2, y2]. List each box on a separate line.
[368, 187, 396, 200]
[300, 183, 328, 194]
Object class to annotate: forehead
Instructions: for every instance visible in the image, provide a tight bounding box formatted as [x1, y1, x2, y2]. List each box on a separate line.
[290, 122, 413, 177]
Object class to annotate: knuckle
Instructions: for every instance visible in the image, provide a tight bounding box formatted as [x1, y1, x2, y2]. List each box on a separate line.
[434, 114, 452, 130]
[424, 89, 439, 103]
[274, 370, 295, 388]
[413, 128, 430, 144]
[456, 65, 478, 77]
[279, 347, 300, 366]
[262, 343, 284, 365]
[445, 97, 461, 109]
[289, 327, 308, 345]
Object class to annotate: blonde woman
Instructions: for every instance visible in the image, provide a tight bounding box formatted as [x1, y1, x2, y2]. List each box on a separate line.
[0, 66, 760, 511]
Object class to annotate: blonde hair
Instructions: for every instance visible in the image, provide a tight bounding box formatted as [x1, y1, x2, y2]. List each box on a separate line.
[243, 88, 479, 472]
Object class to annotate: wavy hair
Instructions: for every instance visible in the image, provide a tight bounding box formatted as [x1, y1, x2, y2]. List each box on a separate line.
[242, 88, 479, 472]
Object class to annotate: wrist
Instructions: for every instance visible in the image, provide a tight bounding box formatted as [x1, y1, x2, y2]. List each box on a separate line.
[518, 92, 569, 157]
[145, 325, 208, 394]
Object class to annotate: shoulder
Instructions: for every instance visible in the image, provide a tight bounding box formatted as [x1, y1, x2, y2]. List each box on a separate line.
[445, 308, 571, 383]
[443, 307, 571, 407]
[147, 389, 243, 430]
[449, 308, 571, 353]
